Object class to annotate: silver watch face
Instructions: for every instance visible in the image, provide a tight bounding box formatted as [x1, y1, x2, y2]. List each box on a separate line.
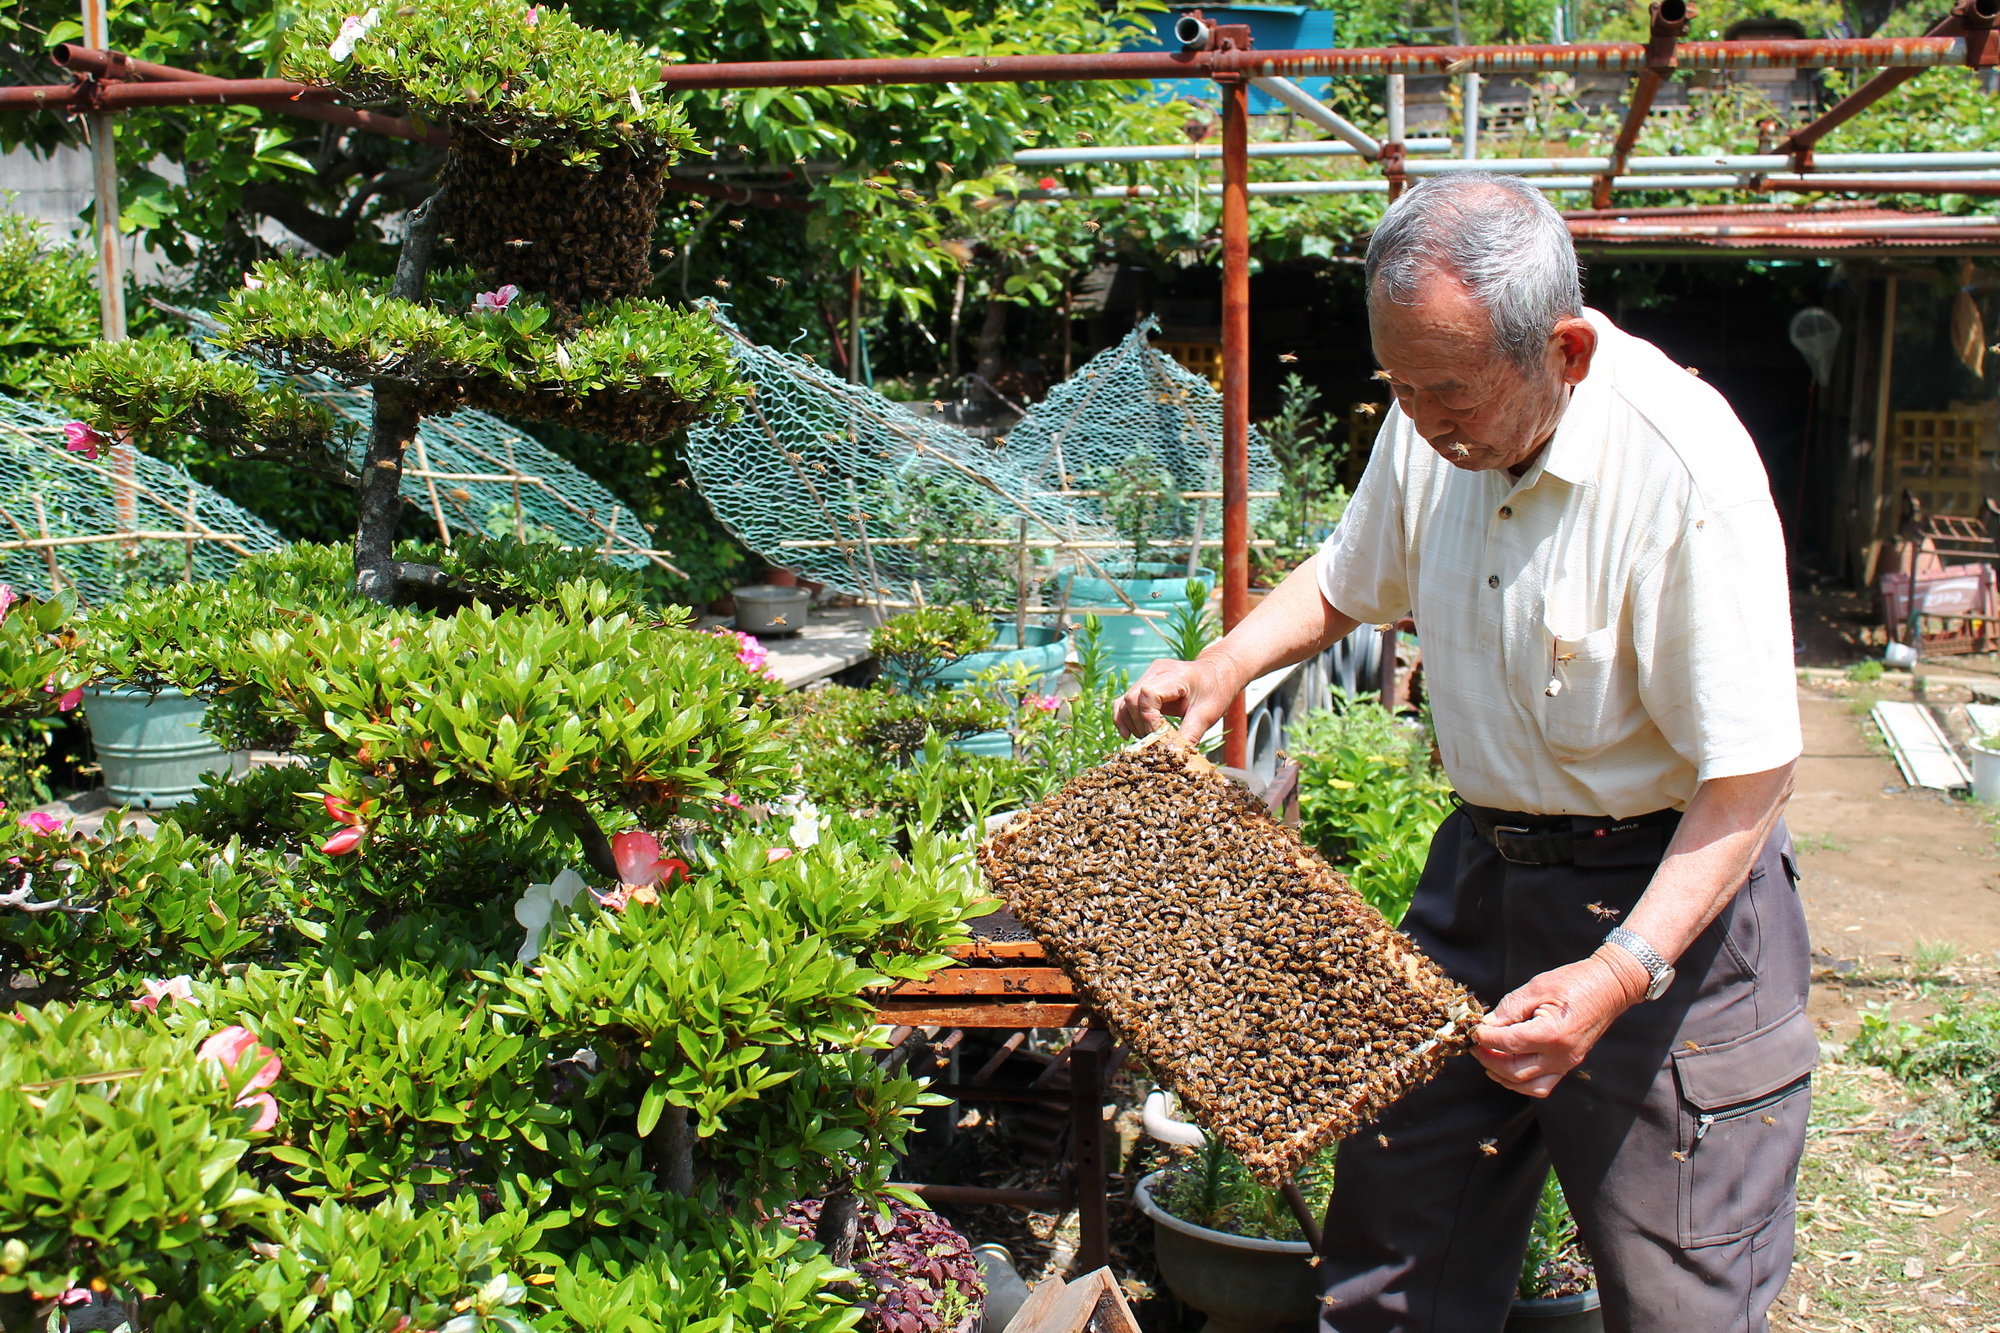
[1644, 965, 1676, 1002]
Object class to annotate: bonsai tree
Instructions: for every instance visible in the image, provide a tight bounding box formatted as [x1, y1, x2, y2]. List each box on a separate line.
[1095, 448, 1186, 575]
[59, 0, 746, 602]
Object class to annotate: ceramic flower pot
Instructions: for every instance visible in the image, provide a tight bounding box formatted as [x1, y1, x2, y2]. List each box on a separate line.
[1133, 1172, 1320, 1333]
[81, 685, 236, 809]
[1505, 1288, 1603, 1332]
[733, 584, 812, 637]
[1059, 567, 1215, 679]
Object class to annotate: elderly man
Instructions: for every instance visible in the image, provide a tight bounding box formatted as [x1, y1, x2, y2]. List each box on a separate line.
[1116, 173, 1809, 1332]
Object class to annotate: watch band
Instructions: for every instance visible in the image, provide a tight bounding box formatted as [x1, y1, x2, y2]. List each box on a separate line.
[1604, 926, 1674, 999]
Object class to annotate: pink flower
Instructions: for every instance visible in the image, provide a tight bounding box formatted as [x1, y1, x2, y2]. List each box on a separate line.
[323, 793, 359, 826]
[243, 273, 264, 290]
[765, 846, 793, 864]
[320, 826, 362, 856]
[0, 584, 15, 623]
[1027, 693, 1061, 713]
[611, 830, 688, 888]
[131, 975, 197, 1012]
[59, 1289, 91, 1306]
[56, 687, 81, 712]
[471, 284, 520, 312]
[1038, 176, 1058, 190]
[719, 792, 743, 810]
[200, 1025, 281, 1127]
[16, 811, 61, 836]
[238, 1092, 280, 1132]
[63, 422, 103, 461]
[524, 4, 541, 24]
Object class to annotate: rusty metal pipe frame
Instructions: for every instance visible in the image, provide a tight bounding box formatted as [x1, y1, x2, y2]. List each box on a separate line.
[653, 39, 1973, 91]
[1220, 73, 1251, 771]
[1782, 0, 2000, 159]
[1592, 0, 1690, 208]
[38, 48, 447, 145]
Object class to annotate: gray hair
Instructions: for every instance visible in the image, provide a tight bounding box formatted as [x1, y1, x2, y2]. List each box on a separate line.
[1365, 173, 1582, 373]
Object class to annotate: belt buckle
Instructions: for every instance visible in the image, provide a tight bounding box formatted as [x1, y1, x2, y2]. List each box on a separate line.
[1492, 825, 1538, 865]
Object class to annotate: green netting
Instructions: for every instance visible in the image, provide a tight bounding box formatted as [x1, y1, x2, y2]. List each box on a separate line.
[1003, 318, 1280, 549]
[0, 394, 284, 606]
[683, 314, 1276, 602]
[196, 339, 669, 575]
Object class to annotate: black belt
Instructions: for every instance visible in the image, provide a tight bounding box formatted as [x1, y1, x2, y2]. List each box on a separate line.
[1453, 796, 1680, 866]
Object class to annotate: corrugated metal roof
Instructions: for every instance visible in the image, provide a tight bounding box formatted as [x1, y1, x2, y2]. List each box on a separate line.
[1564, 205, 2000, 253]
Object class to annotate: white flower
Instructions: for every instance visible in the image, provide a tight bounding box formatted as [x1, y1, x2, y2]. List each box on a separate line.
[513, 867, 586, 963]
[787, 800, 821, 850]
[327, 8, 380, 61]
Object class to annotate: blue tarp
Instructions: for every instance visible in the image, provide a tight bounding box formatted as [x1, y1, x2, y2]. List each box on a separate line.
[1128, 4, 1337, 112]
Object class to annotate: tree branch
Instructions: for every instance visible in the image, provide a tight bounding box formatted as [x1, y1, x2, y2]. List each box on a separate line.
[554, 794, 621, 883]
[354, 192, 443, 602]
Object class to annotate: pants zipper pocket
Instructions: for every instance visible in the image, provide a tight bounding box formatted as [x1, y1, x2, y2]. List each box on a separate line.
[1691, 1073, 1811, 1147]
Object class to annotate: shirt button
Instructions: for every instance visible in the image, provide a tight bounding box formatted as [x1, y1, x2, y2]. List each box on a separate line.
[1499, 506, 1513, 519]
[1487, 575, 1500, 589]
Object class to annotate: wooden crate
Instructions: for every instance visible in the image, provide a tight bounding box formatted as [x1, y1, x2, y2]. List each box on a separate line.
[1155, 340, 1222, 391]
[1892, 410, 1986, 517]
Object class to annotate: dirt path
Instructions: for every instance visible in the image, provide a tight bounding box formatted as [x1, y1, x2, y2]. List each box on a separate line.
[1774, 684, 2000, 1332]
[1789, 685, 2000, 979]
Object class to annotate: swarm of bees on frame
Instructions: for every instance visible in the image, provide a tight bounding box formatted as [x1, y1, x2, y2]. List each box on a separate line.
[438, 138, 670, 311]
[462, 381, 710, 443]
[979, 728, 1484, 1186]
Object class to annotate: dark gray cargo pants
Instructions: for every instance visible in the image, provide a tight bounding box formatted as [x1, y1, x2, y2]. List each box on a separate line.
[1319, 804, 1814, 1333]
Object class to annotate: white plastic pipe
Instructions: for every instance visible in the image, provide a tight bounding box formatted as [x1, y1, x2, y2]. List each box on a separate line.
[1249, 75, 1382, 158]
[1013, 138, 1453, 166]
[1462, 72, 1480, 160]
[1143, 1089, 1206, 1147]
[1411, 150, 2000, 177]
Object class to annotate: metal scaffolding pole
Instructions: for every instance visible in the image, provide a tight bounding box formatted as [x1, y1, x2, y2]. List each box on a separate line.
[1220, 68, 1251, 769]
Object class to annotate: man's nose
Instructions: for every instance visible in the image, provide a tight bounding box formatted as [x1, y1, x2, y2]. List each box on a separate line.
[1410, 399, 1458, 443]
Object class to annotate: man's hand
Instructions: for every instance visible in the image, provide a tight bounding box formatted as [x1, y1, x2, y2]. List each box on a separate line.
[1472, 949, 1649, 1097]
[1114, 655, 1238, 740]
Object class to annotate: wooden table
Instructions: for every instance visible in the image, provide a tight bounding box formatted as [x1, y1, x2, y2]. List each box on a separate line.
[876, 931, 1119, 1270]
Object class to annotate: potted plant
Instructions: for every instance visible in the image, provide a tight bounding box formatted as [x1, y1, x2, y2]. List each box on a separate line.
[872, 606, 1064, 695]
[1509, 1173, 1603, 1332]
[783, 1195, 985, 1332]
[1060, 448, 1214, 678]
[1132, 1111, 1329, 1333]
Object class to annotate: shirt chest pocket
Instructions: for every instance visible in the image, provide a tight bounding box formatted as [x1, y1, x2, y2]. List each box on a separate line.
[1535, 623, 1631, 761]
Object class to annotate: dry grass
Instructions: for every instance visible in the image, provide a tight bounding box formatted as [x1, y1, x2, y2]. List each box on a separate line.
[1774, 1055, 2000, 1333]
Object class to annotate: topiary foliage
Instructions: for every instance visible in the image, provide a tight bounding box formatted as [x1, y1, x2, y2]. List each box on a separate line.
[56, 336, 361, 478]
[281, 0, 696, 309]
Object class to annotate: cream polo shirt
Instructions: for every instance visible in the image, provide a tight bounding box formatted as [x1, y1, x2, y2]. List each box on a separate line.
[1317, 308, 1801, 819]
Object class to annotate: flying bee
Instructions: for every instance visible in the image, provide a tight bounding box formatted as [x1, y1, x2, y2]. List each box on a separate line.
[1761, 1115, 1777, 1125]
[1478, 1139, 1498, 1157]
[1278, 352, 1298, 363]
[1448, 442, 1470, 459]
[714, 277, 731, 290]
[658, 247, 676, 259]
[728, 218, 746, 229]
[768, 275, 789, 288]
[1585, 902, 1621, 922]
[770, 615, 787, 627]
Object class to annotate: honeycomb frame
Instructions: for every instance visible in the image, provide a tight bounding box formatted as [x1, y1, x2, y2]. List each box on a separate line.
[978, 727, 1483, 1185]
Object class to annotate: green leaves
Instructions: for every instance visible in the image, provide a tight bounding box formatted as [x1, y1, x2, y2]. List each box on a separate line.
[281, 0, 697, 163]
[0, 1006, 284, 1310]
[58, 335, 356, 466]
[1290, 699, 1452, 926]
[0, 589, 82, 721]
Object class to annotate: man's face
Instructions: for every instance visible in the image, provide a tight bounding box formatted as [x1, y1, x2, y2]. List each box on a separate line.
[1368, 272, 1588, 475]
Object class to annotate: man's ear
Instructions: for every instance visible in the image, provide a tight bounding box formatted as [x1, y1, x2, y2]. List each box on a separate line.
[1552, 316, 1597, 386]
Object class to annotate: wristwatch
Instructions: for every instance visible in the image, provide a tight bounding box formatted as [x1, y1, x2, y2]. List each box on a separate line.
[1604, 926, 1677, 1002]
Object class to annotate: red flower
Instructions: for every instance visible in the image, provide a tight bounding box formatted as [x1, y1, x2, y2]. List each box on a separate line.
[320, 826, 362, 856]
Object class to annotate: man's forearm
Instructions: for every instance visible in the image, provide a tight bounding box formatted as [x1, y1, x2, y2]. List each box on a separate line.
[1197, 555, 1361, 693]
[1596, 762, 1796, 995]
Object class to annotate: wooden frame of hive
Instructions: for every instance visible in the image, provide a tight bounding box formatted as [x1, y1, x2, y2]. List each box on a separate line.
[978, 727, 1483, 1185]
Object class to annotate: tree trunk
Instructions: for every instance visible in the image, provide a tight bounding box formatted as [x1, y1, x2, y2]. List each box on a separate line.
[814, 1179, 862, 1270]
[353, 195, 443, 603]
[973, 298, 1008, 405]
[656, 1103, 696, 1197]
